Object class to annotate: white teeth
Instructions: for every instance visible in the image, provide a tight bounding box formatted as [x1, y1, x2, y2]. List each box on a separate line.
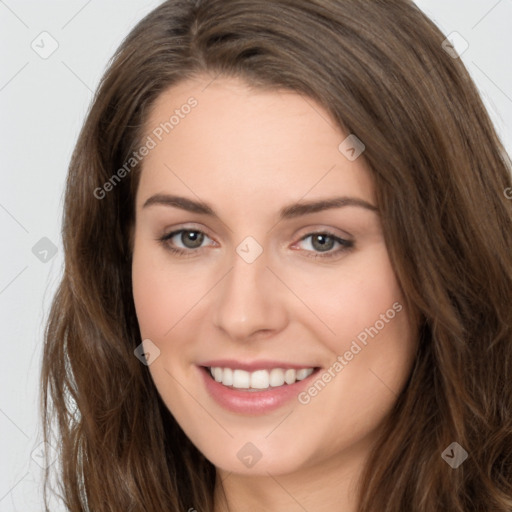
[269, 368, 285, 387]
[296, 368, 314, 380]
[250, 370, 269, 389]
[208, 366, 315, 389]
[232, 369, 250, 389]
[222, 367, 233, 386]
[213, 367, 223, 382]
[284, 369, 296, 384]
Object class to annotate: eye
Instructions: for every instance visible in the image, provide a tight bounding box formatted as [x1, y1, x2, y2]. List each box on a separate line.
[158, 228, 214, 256]
[295, 231, 354, 259]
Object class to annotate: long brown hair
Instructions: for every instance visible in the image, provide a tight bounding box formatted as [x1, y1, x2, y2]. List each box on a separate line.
[41, 0, 512, 510]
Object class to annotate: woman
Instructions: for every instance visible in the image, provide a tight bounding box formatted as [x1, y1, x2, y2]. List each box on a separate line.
[41, 0, 512, 510]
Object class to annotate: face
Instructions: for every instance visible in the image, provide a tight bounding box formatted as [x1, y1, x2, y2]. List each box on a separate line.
[131, 75, 418, 477]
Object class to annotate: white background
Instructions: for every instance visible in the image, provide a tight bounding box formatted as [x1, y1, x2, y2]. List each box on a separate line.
[1, 1, 511, 510]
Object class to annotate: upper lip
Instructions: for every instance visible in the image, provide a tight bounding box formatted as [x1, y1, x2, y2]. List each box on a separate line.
[198, 359, 320, 372]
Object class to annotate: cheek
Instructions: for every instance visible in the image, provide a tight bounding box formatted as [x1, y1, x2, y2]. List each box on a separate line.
[132, 257, 168, 339]
[297, 244, 406, 355]
[132, 243, 198, 339]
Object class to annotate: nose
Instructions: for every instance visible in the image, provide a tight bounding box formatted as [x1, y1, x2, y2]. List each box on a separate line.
[212, 244, 289, 342]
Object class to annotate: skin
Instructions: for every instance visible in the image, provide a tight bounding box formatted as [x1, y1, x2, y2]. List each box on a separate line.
[131, 75, 418, 512]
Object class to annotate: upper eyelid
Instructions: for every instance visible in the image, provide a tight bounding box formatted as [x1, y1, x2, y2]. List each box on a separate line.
[163, 226, 215, 243]
[162, 222, 353, 239]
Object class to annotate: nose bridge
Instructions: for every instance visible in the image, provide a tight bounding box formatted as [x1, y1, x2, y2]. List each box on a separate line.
[212, 237, 288, 340]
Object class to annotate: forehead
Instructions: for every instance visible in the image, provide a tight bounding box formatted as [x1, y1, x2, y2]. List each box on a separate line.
[137, 76, 375, 210]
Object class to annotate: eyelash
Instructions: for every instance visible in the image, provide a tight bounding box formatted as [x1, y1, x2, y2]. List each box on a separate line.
[158, 228, 354, 260]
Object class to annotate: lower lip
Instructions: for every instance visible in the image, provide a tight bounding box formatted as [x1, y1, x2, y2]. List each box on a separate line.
[198, 366, 320, 415]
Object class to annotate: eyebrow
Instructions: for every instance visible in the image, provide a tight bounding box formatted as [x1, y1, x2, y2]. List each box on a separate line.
[142, 193, 378, 219]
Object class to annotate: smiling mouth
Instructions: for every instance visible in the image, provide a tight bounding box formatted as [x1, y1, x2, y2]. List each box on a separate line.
[203, 366, 320, 391]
